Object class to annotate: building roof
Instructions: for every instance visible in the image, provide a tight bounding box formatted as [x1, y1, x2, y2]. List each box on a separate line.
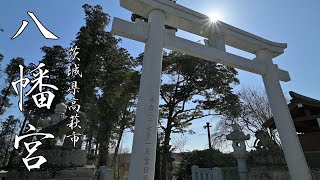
[263, 91, 320, 133]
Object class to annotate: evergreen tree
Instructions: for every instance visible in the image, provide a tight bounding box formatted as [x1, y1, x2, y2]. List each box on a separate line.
[72, 4, 139, 167]
[0, 53, 3, 76]
[0, 56, 29, 169]
[111, 70, 139, 178]
[4, 47, 69, 168]
[157, 52, 240, 179]
[131, 0, 177, 30]
[0, 116, 20, 167]
[0, 57, 26, 116]
[24, 46, 69, 124]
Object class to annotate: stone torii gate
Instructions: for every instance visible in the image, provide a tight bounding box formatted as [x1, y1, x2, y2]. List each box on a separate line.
[111, 0, 312, 179]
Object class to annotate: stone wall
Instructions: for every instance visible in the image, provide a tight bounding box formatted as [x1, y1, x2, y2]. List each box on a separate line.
[249, 167, 320, 180]
[191, 165, 320, 180]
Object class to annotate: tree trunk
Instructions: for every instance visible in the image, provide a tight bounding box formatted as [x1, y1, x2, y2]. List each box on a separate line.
[85, 139, 89, 150]
[155, 135, 162, 180]
[112, 120, 126, 180]
[95, 142, 99, 155]
[19, 114, 28, 136]
[98, 128, 111, 167]
[112, 122, 125, 164]
[161, 125, 172, 180]
[87, 135, 92, 155]
[2, 135, 13, 167]
[6, 114, 28, 168]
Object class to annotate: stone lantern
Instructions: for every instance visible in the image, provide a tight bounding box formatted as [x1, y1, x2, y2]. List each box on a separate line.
[226, 123, 250, 180]
[37, 102, 68, 146]
[37, 102, 67, 126]
[50, 102, 68, 124]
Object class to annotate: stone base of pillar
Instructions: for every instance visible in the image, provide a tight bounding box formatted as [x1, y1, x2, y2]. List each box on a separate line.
[91, 166, 113, 180]
[6, 165, 95, 180]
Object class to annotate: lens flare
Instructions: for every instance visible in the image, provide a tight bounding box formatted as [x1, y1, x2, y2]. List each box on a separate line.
[209, 13, 221, 22]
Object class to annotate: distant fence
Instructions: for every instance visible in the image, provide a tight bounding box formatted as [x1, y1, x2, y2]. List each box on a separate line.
[0, 170, 7, 178]
[191, 165, 239, 180]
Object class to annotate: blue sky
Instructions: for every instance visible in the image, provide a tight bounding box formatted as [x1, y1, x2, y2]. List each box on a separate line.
[1, 0, 319, 152]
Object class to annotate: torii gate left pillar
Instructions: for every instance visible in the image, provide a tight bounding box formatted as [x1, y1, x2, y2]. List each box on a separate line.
[128, 9, 165, 180]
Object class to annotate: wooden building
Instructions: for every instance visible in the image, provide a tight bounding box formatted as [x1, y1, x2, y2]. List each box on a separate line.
[264, 91, 320, 167]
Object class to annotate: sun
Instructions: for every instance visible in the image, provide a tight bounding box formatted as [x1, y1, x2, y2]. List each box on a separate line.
[208, 12, 221, 22]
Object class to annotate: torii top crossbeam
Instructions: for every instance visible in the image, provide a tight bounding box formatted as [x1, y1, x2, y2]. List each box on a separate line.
[113, 0, 291, 82]
[121, 0, 287, 57]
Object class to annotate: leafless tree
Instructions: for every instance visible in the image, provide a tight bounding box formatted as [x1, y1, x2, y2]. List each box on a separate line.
[172, 134, 190, 153]
[212, 86, 280, 150]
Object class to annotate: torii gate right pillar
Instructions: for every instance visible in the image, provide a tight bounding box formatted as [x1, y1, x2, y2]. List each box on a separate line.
[256, 49, 312, 180]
